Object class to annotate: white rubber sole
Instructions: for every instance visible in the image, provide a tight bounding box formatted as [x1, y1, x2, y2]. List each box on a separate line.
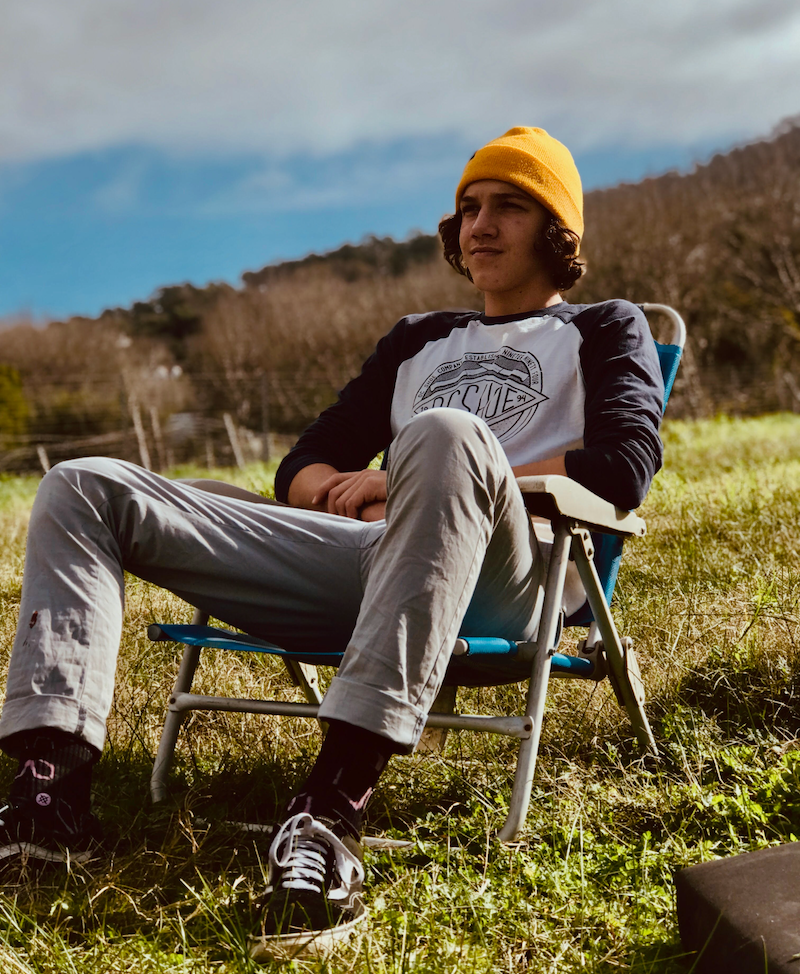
[249, 902, 368, 963]
[0, 841, 91, 863]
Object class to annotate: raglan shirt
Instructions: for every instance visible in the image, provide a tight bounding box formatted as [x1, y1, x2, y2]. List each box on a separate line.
[275, 299, 665, 512]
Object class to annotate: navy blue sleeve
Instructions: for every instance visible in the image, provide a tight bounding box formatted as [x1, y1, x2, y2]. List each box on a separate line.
[274, 323, 403, 502]
[563, 301, 664, 510]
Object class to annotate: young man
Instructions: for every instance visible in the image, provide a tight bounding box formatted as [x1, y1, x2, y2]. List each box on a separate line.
[0, 128, 663, 959]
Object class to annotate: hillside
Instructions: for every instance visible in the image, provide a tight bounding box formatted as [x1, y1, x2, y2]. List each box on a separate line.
[575, 118, 800, 415]
[0, 120, 798, 469]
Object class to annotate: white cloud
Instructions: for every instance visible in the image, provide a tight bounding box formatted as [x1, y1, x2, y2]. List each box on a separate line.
[0, 0, 798, 164]
[92, 153, 150, 213]
[197, 144, 459, 216]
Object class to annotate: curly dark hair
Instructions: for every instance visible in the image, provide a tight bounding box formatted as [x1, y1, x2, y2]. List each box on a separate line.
[438, 210, 584, 292]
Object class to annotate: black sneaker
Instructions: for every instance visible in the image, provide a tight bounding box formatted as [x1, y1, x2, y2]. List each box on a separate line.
[249, 811, 367, 962]
[0, 797, 101, 864]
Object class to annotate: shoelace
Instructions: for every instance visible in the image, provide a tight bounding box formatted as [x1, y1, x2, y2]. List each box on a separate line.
[268, 812, 364, 903]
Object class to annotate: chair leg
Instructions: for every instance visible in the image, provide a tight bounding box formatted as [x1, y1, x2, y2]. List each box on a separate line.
[605, 635, 655, 755]
[498, 522, 573, 842]
[572, 539, 658, 756]
[497, 643, 553, 842]
[150, 609, 208, 802]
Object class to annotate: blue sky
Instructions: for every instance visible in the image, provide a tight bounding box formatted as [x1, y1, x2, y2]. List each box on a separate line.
[1, 0, 799, 321]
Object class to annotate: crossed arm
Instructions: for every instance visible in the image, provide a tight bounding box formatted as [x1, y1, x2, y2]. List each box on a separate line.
[287, 455, 568, 521]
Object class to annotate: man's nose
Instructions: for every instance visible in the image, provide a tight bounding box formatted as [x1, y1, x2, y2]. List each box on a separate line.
[472, 206, 496, 236]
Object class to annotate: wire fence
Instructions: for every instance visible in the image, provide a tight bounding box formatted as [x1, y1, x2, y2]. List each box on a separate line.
[0, 416, 295, 475]
[1, 363, 797, 476]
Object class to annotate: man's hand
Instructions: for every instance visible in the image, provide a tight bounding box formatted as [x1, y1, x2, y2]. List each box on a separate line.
[358, 500, 387, 522]
[312, 469, 388, 520]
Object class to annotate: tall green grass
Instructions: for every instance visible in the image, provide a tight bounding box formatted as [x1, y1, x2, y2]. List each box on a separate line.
[0, 414, 799, 972]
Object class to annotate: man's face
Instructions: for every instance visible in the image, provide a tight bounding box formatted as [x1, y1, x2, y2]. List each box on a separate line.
[458, 180, 551, 304]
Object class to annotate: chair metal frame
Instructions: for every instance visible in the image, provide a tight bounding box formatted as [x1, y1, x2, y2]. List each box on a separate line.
[148, 304, 685, 842]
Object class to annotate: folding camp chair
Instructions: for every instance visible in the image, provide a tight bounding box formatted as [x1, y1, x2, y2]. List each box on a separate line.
[148, 303, 685, 841]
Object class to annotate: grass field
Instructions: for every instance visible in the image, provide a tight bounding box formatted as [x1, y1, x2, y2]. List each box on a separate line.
[0, 413, 799, 972]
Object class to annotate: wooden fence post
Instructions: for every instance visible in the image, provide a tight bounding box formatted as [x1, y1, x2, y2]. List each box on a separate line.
[260, 373, 271, 463]
[149, 407, 166, 471]
[129, 400, 152, 470]
[223, 413, 246, 469]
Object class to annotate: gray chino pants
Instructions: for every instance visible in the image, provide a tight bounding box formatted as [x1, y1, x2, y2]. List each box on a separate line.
[0, 409, 547, 753]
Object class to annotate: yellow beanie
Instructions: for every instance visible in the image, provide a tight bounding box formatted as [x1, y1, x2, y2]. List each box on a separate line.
[455, 127, 584, 242]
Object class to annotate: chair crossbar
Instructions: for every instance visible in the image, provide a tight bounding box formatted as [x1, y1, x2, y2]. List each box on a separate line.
[550, 653, 595, 676]
[166, 688, 533, 740]
[455, 636, 517, 656]
[170, 692, 320, 718]
[149, 624, 598, 678]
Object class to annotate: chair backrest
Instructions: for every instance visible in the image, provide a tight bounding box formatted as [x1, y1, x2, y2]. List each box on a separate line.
[565, 303, 686, 627]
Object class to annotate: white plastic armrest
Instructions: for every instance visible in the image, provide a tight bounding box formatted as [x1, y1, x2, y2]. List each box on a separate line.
[516, 475, 646, 537]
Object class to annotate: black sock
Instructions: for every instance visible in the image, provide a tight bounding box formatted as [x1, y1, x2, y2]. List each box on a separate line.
[7, 729, 98, 818]
[284, 721, 397, 838]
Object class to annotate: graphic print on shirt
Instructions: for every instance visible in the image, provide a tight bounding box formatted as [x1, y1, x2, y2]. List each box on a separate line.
[411, 347, 548, 442]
